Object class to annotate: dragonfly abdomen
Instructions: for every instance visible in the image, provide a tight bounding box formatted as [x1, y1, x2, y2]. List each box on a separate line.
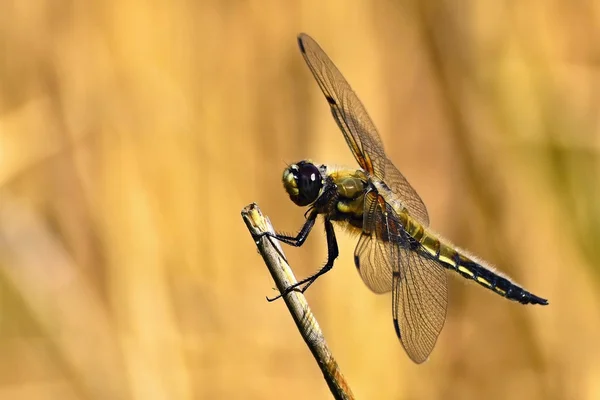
[436, 243, 547, 305]
[405, 218, 548, 306]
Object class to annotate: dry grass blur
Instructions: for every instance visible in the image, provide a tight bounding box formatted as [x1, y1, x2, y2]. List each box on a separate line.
[0, 1, 599, 399]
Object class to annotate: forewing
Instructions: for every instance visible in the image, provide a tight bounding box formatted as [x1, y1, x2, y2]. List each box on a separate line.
[298, 33, 430, 225]
[383, 159, 430, 226]
[298, 33, 386, 177]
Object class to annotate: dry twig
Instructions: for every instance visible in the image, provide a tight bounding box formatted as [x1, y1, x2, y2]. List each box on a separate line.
[241, 203, 355, 400]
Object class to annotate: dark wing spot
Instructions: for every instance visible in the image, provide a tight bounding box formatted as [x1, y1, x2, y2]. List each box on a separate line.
[325, 95, 337, 106]
[393, 317, 402, 339]
[297, 35, 306, 53]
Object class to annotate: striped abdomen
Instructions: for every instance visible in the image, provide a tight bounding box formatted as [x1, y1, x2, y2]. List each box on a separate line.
[402, 214, 548, 306]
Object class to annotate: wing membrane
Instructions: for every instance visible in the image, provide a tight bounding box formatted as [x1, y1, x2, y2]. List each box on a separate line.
[392, 243, 447, 364]
[298, 33, 385, 176]
[298, 33, 430, 225]
[383, 159, 429, 226]
[355, 192, 447, 363]
[354, 192, 393, 293]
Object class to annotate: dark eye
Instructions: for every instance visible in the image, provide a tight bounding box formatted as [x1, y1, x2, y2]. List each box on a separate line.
[295, 162, 323, 206]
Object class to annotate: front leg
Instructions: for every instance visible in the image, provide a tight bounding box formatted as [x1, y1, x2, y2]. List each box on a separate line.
[255, 208, 318, 248]
[267, 218, 339, 301]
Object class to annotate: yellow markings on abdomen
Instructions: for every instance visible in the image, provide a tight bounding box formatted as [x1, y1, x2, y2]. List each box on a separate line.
[401, 215, 515, 299]
[437, 243, 459, 269]
[494, 287, 507, 295]
[476, 276, 491, 287]
[418, 231, 441, 258]
[457, 265, 475, 278]
[438, 243, 484, 280]
[401, 213, 442, 258]
[435, 242, 509, 297]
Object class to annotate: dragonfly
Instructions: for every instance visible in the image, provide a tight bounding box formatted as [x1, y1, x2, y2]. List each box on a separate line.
[262, 33, 548, 364]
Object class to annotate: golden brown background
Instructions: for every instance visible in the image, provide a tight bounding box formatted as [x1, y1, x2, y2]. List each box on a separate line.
[0, 1, 598, 399]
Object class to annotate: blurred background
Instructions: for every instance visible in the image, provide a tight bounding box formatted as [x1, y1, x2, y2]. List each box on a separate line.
[0, 0, 598, 399]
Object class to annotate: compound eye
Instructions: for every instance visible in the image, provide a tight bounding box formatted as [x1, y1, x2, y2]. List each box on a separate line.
[295, 162, 323, 206]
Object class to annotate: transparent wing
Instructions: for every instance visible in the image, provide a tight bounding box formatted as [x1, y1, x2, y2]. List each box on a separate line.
[392, 243, 448, 364]
[354, 232, 394, 294]
[354, 190, 394, 293]
[298, 33, 430, 225]
[354, 191, 447, 363]
[298, 33, 385, 176]
[383, 159, 429, 226]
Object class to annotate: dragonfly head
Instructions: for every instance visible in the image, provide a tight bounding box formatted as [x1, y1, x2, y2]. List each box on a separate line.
[282, 161, 325, 207]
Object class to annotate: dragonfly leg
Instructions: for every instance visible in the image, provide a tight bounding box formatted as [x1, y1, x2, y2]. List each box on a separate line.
[267, 219, 339, 301]
[254, 208, 318, 247]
